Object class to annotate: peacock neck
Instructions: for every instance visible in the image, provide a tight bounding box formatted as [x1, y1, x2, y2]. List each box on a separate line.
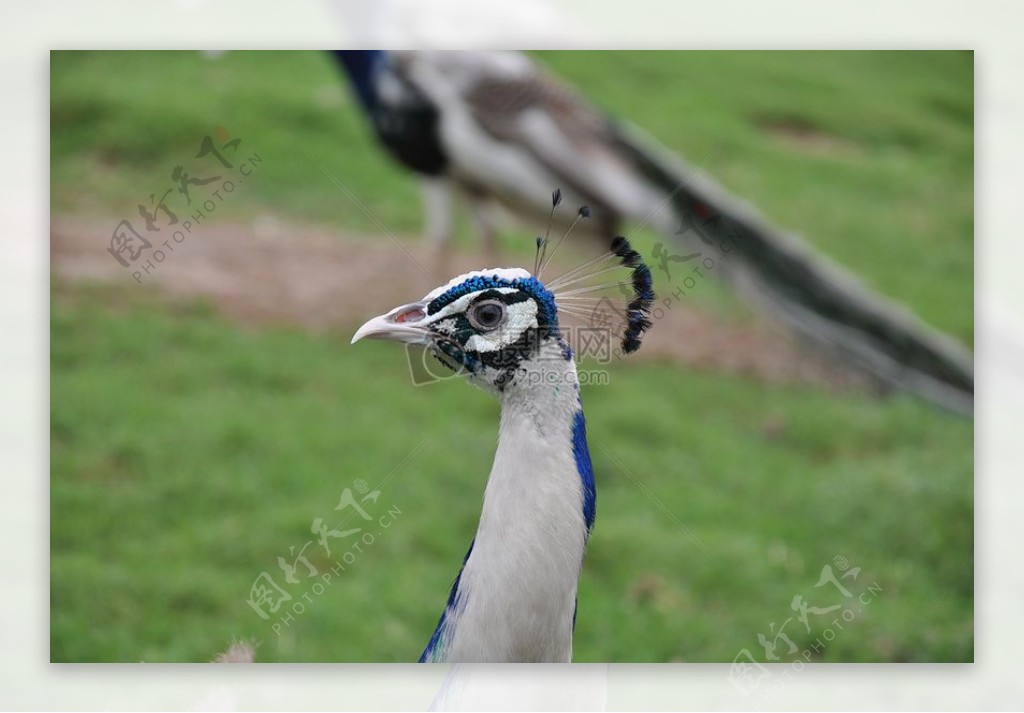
[422, 340, 595, 662]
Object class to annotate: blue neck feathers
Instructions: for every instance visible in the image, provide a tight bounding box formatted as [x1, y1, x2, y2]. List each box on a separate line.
[571, 409, 597, 534]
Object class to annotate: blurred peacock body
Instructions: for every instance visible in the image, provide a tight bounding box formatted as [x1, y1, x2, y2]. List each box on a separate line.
[335, 50, 973, 415]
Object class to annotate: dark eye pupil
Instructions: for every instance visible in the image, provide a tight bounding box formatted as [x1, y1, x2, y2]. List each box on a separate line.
[476, 303, 502, 327]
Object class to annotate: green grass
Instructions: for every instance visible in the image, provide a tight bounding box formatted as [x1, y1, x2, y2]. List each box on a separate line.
[50, 51, 973, 662]
[51, 286, 972, 662]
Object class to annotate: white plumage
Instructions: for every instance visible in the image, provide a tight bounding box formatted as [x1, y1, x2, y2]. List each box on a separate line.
[437, 338, 587, 662]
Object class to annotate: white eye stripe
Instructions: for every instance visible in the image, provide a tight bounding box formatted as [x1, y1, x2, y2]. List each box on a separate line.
[427, 287, 521, 323]
[423, 269, 533, 302]
[464, 301, 538, 353]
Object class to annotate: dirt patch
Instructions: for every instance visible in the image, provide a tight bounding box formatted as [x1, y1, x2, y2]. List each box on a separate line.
[51, 216, 860, 389]
[757, 116, 862, 158]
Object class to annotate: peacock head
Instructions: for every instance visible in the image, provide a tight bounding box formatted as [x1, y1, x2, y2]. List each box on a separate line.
[352, 268, 565, 393]
[352, 195, 655, 395]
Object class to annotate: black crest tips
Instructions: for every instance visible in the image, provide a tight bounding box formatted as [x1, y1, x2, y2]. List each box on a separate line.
[611, 236, 644, 269]
[533, 235, 546, 275]
[612, 236, 655, 354]
[579, 205, 592, 218]
[552, 188, 562, 207]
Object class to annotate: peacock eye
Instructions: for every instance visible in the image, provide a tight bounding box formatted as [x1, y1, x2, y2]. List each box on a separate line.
[468, 300, 506, 331]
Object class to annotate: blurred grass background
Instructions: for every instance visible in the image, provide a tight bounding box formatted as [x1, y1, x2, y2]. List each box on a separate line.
[50, 51, 973, 662]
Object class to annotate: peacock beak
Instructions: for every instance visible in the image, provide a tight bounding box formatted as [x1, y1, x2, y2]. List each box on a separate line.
[351, 301, 433, 345]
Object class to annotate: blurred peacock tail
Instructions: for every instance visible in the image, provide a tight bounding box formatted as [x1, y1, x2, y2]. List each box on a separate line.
[610, 120, 974, 415]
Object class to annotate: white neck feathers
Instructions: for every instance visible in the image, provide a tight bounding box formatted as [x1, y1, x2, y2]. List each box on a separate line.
[426, 344, 591, 662]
